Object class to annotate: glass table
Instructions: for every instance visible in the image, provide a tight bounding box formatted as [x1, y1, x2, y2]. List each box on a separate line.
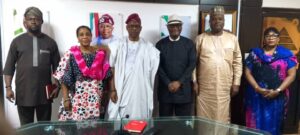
[16, 116, 270, 135]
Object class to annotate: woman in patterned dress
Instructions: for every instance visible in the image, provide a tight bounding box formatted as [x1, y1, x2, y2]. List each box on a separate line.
[244, 27, 297, 135]
[53, 25, 111, 121]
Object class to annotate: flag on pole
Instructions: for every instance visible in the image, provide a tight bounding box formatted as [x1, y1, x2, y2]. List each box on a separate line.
[13, 9, 24, 36]
[90, 12, 99, 38]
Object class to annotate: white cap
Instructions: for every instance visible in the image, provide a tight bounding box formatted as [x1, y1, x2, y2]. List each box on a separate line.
[167, 14, 182, 25]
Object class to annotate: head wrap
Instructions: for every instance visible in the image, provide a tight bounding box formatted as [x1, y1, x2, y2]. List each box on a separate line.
[24, 6, 43, 20]
[210, 6, 225, 15]
[99, 14, 114, 25]
[167, 14, 182, 25]
[126, 13, 141, 24]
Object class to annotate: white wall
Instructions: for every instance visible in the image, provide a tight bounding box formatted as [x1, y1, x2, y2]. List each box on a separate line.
[263, 0, 300, 9]
[1, 0, 199, 127]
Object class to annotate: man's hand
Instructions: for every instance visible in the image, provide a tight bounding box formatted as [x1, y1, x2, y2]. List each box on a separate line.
[168, 83, 175, 92]
[230, 85, 239, 97]
[110, 91, 118, 103]
[192, 81, 199, 96]
[168, 81, 181, 93]
[50, 88, 60, 99]
[171, 81, 181, 92]
[6, 88, 15, 103]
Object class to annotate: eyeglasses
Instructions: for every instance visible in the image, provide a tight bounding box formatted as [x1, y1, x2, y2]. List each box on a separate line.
[265, 34, 279, 39]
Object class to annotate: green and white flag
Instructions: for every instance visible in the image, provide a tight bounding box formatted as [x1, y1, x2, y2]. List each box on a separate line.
[13, 9, 24, 36]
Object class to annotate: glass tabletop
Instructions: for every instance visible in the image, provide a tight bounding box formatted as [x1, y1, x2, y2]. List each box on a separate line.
[16, 116, 270, 135]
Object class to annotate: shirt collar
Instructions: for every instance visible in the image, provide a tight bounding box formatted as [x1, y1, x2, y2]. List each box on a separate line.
[169, 36, 180, 42]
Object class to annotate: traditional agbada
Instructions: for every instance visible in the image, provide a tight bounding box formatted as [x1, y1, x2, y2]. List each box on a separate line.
[194, 31, 242, 122]
[107, 13, 159, 120]
[107, 37, 160, 120]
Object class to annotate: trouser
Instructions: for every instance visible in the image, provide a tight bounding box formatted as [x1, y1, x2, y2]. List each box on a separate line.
[17, 104, 52, 125]
[100, 78, 110, 119]
[159, 102, 192, 116]
[100, 90, 109, 119]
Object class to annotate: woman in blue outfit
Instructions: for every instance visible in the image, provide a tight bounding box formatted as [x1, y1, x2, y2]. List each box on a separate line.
[244, 27, 297, 135]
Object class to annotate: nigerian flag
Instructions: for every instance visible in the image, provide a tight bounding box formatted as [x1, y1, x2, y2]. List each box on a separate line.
[90, 12, 99, 39]
[13, 9, 23, 36]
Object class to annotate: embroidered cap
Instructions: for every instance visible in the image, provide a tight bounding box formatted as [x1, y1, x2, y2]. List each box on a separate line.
[210, 6, 225, 15]
[99, 14, 114, 25]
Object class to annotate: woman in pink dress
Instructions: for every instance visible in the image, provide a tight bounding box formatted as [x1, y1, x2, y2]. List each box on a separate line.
[244, 27, 297, 135]
[53, 25, 111, 121]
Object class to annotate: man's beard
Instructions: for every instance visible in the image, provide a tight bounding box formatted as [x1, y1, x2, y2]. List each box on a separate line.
[28, 27, 41, 35]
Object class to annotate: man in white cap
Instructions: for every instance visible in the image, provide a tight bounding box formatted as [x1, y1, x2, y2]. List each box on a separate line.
[3, 6, 60, 125]
[194, 6, 242, 123]
[156, 14, 196, 116]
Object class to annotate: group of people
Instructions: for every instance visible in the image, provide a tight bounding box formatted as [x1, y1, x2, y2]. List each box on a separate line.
[3, 5, 298, 135]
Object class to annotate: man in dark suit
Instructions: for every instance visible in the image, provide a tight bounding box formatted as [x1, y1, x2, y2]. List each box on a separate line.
[156, 14, 196, 116]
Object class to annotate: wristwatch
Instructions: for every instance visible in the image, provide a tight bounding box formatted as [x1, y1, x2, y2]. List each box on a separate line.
[275, 88, 282, 93]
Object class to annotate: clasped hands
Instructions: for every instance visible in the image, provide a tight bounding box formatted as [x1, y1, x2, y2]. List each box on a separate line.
[168, 81, 182, 93]
[255, 87, 280, 99]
